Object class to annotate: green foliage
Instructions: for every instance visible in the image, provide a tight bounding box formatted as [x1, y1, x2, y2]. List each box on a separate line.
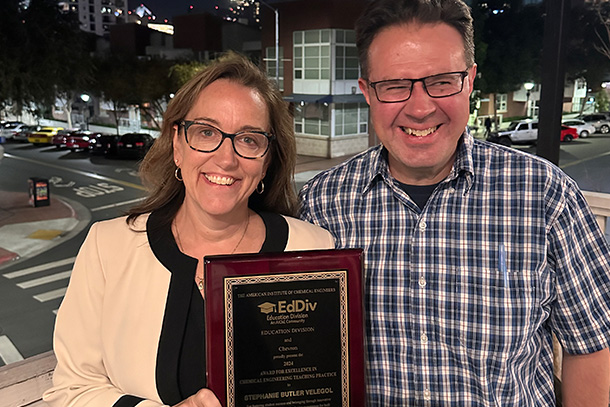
[474, 1, 544, 95]
[566, 3, 610, 90]
[169, 61, 209, 90]
[0, 0, 93, 117]
[595, 89, 610, 112]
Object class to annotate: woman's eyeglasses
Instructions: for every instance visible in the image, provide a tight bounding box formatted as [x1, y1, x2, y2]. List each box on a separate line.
[176, 120, 274, 159]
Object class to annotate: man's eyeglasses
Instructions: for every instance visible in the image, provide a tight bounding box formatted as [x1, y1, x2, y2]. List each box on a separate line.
[368, 71, 469, 103]
[176, 120, 274, 159]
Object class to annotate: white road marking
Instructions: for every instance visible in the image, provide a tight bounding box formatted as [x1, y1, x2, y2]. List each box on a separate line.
[0, 335, 24, 364]
[92, 197, 146, 212]
[4, 153, 145, 190]
[17, 270, 71, 289]
[2, 257, 76, 279]
[34, 287, 67, 302]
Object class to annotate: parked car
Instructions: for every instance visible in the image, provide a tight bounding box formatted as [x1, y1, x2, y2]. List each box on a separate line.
[66, 131, 100, 152]
[13, 125, 41, 142]
[0, 144, 4, 164]
[28, 127, 64, 145]
[89, 134, 120, 156]
[1, 122, 26, 140]
[559, 125, 578, 142]
[561, 119, 596, 138]
[51, 129, 77, 149]
[117, 133, 154, 158]
[579, 113, 610, 134]
[486, 119, 538, 146]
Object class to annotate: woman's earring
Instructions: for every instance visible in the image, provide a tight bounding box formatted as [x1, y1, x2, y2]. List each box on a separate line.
[256, 180, 265, 194]
[174, 167, 183, 182]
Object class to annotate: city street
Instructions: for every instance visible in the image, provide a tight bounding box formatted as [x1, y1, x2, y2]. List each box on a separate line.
[0, 134, 610, 366]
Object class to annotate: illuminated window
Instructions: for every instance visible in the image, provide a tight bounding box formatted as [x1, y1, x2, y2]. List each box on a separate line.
[294, 103, 330, 136]
[264, 46, 284, 91]
[335, 30, 358, 80]
[335, 103, 368, 136]
[293, 30, 331, 81]
[496, 93, 508, 113]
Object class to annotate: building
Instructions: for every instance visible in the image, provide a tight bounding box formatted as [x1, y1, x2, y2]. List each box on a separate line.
[261, 0, 369, 158]
[59, 0, 128, 37]
[475, 78, 590, 130]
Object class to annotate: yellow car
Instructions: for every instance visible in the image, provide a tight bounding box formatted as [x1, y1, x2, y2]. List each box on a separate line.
[28, 127, 64, 145]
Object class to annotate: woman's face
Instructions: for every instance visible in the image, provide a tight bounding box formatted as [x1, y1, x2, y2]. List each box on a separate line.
[173, 78, 270, 220]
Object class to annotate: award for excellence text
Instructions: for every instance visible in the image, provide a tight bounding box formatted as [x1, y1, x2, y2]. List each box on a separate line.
[226, 271, 349, 407]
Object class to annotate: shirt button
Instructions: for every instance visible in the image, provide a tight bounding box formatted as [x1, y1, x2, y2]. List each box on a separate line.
[419, 221, 427, 231]
[423, 388, 431, 400]
[418, 276, 427, 287]
[448, 187, 456, 193]
[421, 333, 428, 344]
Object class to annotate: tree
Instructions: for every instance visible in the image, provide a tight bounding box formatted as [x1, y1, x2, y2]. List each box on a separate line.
[134, 58, 173, 130]
[169, 61, 208, 90]
[92, 55, 138, 135]
[565, 2, 610, 113]
[474, 1, 544, 128]
[0, 0, 30, 117]
[0, 0, 93, 121]
[595, 89, 609, 112]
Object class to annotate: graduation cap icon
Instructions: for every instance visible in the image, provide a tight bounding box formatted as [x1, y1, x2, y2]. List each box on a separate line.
[258, 302, 276, 314]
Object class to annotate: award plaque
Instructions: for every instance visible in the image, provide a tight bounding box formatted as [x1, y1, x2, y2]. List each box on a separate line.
[204, 248, 365, 407]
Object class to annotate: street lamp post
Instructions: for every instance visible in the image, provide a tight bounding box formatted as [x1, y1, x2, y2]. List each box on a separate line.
[524, 82, 535, 118]
[259, 0, 280, 89]
[80, 93, 91, 130]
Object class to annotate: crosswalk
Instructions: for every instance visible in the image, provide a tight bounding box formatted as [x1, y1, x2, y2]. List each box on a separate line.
[0, 257, 75, 364]
[3, 256, 75, 310]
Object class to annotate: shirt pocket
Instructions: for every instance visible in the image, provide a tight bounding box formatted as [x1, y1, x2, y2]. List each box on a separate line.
[443, 268, 537, 356]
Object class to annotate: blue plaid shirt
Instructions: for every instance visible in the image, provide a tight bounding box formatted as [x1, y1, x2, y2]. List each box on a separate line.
[299, 133, 610, 406]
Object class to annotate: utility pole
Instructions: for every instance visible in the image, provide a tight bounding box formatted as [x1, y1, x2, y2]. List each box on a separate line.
[259, 1, 280, 89]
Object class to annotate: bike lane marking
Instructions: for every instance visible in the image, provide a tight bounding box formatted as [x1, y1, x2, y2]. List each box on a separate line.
[4, 153, 145, 191]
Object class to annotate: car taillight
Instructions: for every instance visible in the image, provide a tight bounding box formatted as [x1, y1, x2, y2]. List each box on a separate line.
[117, 142, 123, 147]
[136, 142, 144, 147]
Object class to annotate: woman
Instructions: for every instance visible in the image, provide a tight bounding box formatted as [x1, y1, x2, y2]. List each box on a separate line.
[43, 53, 334, 407]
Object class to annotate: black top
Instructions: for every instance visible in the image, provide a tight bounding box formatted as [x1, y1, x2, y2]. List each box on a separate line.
[396, 181, 440, 210]
[114, 208, 289, 407]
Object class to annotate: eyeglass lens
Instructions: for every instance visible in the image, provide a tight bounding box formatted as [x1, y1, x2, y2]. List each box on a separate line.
[185, 123, 270, 158]
[373, 72, 466, 102]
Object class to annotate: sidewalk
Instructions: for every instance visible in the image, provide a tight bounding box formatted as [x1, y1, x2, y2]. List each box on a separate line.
[0, 154, 353, 269]
[0, 191, 82, 267]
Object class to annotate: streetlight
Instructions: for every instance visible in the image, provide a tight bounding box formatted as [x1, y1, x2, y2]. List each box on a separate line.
[524, 82, 535, 118]
[80, 93, 91, 130]
[259, 0, 280, 89]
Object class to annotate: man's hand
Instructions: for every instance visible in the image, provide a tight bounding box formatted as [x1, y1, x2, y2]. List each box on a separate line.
[173, 388, 222, 407]
[562, 348, 610, 407]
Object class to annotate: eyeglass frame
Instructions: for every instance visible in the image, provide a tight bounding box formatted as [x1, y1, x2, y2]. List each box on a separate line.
[367, 70, 470, 103]
[176, 120, 275, 159]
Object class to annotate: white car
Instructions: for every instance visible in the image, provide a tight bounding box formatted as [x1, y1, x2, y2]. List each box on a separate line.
[487, 119, 538, 146]
[0, 122, 26, 140]
[0, 144, 4, 165]
[562, 119, 596, 138]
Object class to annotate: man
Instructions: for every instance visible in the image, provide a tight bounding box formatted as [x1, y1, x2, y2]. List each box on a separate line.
[299, 0, 610, 405]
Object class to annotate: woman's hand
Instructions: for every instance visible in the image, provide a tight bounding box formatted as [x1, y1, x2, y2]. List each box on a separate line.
[173, 388, 222, 407]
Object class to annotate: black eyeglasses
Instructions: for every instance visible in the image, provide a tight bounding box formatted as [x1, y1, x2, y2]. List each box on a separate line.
[368, 71, 469, 103]
[176, 120, 274, 159]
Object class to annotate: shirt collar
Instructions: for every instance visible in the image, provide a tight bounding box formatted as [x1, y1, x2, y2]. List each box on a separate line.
[363, 129, 475, 194]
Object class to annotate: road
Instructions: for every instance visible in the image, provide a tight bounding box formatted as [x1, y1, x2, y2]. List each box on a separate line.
[0, 134, 609, 366]
[0, 143, 146, 366]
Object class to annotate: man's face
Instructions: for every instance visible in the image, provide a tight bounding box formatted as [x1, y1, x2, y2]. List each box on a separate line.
[358, 22, 476, 185]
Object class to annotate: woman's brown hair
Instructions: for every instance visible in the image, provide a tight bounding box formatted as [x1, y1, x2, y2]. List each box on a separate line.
[126, 52, 297, 227]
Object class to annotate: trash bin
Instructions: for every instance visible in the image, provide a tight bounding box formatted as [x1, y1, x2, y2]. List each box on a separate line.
[28, 177, 50, 207]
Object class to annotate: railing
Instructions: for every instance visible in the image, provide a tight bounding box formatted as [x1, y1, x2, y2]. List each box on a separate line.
[0, 191, 608, 406]
[0, 351, 55, 407]
[583, 191, 610, 235]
